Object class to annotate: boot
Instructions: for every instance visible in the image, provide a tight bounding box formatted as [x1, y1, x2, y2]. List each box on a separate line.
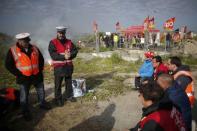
[23, 111, 32, 121]
[40, 102, 52, 110]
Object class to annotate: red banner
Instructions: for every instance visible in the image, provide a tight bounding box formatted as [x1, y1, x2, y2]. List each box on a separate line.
[93, 20, 98, 32]
[148, 17, 155, 29]
[164, 17, 176, 31]
[143, 16, 149, 30]
[116, 21, 120, 31]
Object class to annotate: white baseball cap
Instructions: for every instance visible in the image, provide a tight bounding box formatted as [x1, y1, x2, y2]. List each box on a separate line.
[15, 33, 30, 39]
[56, 26, 67, 32]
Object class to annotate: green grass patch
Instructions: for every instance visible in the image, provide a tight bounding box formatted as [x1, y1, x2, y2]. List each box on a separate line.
[73, 53, 139, 74]
[72, 53, 140, 101]
[78, 47, 95, 53]
[181, 56, 197, 66]
[99, 47, 113, 52]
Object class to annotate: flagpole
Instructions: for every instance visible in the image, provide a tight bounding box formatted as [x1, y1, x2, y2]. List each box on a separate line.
[165, 34, 167, 52]
[93, 20, 99, 53]
[95, 30, 99, 53]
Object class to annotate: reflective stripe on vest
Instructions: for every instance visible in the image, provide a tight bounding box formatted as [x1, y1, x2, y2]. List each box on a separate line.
[10, 45, 39, 76]
[173, 70, 195, 107]
[17, 64, 38, 70]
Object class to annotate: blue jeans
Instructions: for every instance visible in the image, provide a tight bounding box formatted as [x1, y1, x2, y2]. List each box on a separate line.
[19, 82, 45, 112]
[166, 40, 170, 48]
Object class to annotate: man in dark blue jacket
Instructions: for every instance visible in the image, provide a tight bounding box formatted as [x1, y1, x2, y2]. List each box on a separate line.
[157, 73, 192, 131]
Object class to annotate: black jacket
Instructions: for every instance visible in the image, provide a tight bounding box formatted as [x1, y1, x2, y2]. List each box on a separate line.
[5, 43, 44, 85]
[48, 38, 78, 76]
[173, 65, 192, 91]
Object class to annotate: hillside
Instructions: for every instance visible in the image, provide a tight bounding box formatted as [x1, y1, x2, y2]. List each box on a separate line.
[0, 33, 16, 88]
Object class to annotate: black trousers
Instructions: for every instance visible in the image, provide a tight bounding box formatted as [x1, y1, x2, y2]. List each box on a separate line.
[54, 75, 73, 101]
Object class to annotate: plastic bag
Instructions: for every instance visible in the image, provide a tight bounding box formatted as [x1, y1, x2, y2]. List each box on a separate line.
[72, 79, 86, 98]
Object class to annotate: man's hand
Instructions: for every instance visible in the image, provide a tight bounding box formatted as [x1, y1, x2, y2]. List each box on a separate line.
[64, 50, 71, 60]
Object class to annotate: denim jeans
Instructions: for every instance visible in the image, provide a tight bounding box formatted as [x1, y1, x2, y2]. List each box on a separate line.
[166, 40, 170, 48]
[19, 82, 45, 112]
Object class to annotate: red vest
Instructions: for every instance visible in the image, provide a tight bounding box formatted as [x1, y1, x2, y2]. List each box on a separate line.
[139, 107, 186, 131]
[51, 38, 73, 67]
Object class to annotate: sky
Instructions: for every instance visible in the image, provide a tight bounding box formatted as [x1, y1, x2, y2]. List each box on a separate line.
[0, 0, 197, 57]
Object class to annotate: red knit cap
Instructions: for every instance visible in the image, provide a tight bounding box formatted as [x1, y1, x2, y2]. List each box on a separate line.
[144, 51, 154, 58]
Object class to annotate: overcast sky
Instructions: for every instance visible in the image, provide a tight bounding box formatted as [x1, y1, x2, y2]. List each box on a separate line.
[0, 0, 197, 56]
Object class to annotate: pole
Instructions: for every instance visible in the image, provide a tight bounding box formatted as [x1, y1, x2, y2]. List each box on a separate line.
[144, 30, 149, 50]
[165, 32, 167, 52]
[95, 31, 99, 53]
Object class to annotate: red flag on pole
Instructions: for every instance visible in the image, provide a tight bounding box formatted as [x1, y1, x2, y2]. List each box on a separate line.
[93, 20, 98, 32]
[164, 17, 176, 31]
[143, 16, 149, 30]
[148, 17, 155, 29]
[116, 21, 120, 31]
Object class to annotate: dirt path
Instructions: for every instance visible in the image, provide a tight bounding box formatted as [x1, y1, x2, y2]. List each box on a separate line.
[31, 85, 141, 131]
[95, 91, 141, 130]
[30, 75, 197, 131]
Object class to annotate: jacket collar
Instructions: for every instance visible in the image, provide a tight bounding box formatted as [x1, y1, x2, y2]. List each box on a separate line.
[142, 99, 173, 117]
[173, 65, 190, 75]
[16, 42, 33, 54]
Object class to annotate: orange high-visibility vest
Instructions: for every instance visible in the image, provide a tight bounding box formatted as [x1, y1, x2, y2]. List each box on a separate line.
[10, 45, 39, 76]
[174, 71, 195, 107]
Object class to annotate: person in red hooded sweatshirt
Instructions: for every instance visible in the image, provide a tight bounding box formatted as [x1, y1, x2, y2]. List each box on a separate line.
[152, 55, 169, 80]
[128, 82, 187, 131]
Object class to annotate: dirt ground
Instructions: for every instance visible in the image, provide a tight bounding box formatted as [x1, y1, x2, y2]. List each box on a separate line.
[2, 49, 197, 131]
[6, 79, 197, 131]
[10, 87, 142, 131]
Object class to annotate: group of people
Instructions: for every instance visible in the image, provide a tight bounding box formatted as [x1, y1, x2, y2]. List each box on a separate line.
[101, 33, 125, 48]
[4, 26, 78, 121]
[132, 51, 195, 131]
[1, 25, 195, 130]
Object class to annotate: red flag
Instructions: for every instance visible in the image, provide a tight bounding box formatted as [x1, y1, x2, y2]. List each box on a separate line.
[143, 16, 149, 30]
[148, 17, 155, 29]
[116, 21, 120, 31]
[93, 20, 98, 32]
[164, 17, 176, 31]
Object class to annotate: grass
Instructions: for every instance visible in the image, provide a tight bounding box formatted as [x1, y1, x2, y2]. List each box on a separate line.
[181, 56, 197, 66]
[0, 43, 17, 88]
[0, 65, 17, 88]
[71, 53, 140, 101]
[0, 50, 140, 100]
[77, 47, 95, 53]
[99, 47, 113, 52]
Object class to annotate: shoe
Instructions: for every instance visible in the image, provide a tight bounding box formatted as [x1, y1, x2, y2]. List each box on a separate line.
[55, 100, 64, 107]
[67, 97, 77, 102]
[23, 111, 32, 121]
[40, 103, 52, 110]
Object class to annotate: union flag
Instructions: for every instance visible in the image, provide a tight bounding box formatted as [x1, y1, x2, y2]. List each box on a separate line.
[143, 16, 149, 30]
[148, 17, 155, 29]
[164, 17, 176, 31]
